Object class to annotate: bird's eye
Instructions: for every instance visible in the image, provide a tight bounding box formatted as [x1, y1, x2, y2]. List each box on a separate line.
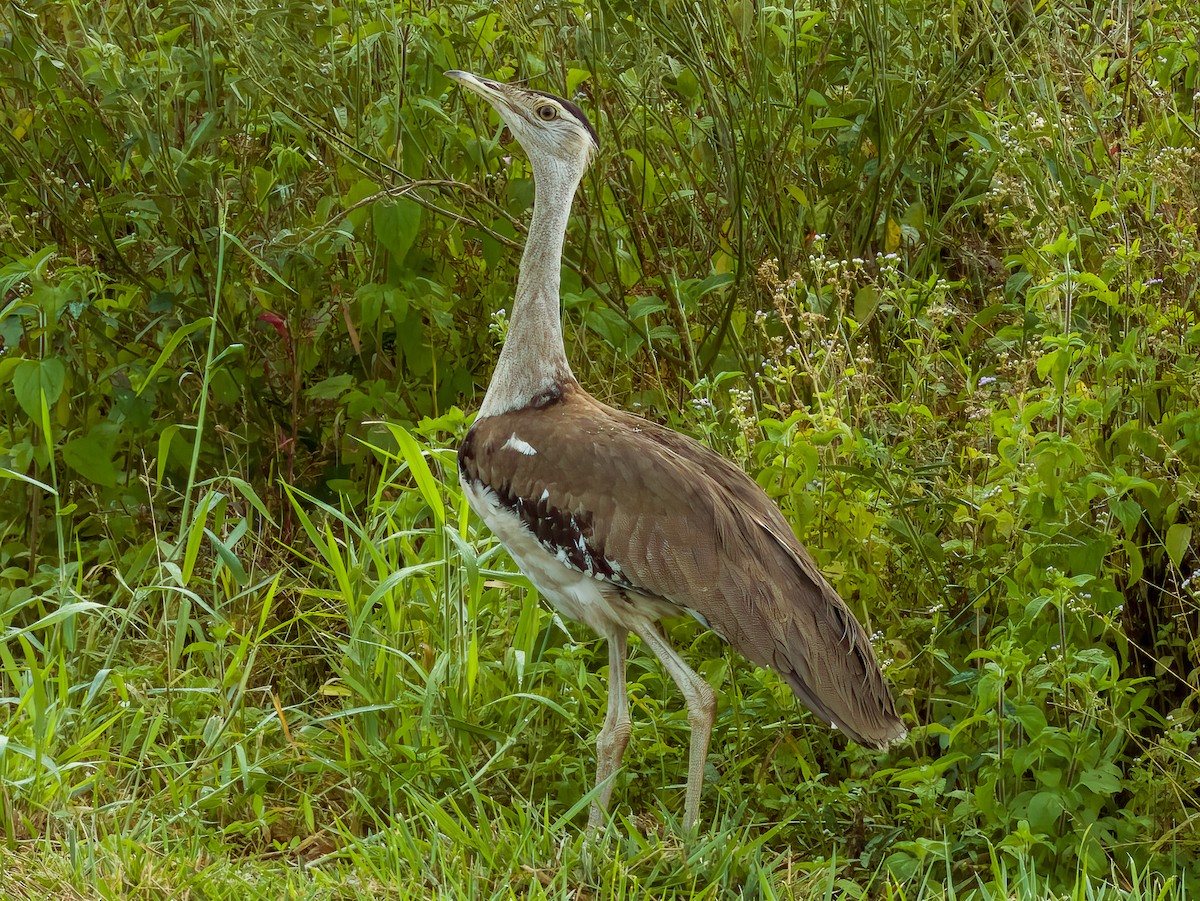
[536, 104, 559, 121]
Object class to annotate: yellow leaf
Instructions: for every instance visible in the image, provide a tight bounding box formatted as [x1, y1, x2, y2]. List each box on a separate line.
[716, 218, 734, 255]
[320, 680, 353, 698]
[12, 109, 33, 141]
[885, 218, 902, 252]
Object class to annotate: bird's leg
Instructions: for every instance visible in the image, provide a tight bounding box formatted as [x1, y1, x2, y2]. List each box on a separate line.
[587, 628, 631, 836]
[632, 622, 716, 832]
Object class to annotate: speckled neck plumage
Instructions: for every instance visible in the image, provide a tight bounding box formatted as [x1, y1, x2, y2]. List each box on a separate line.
[478, 156, 581, 419]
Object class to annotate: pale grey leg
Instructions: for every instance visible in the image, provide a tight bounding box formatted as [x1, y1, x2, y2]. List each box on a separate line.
[587, 628, 631, 835]
[632, 622, 716, 832]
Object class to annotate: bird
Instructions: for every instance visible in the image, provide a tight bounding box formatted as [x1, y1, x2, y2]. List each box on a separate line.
[446, 69, 906, 833]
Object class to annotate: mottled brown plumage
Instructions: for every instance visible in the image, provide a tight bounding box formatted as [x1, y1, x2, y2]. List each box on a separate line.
[459, 381, 904, 750]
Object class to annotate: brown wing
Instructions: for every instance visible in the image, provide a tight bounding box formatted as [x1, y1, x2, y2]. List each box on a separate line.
[459, 383, 906, 749]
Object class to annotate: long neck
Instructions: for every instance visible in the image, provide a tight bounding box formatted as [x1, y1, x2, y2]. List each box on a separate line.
[479, 157, 581, 418]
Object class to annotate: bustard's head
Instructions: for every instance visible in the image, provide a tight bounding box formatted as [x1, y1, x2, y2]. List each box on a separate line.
[446, 70, 599, 172]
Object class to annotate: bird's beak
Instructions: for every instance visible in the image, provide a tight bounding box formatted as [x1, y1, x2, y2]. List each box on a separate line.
[445, 70, 508, 108]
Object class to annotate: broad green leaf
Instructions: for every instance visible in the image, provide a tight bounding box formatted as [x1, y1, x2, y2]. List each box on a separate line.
[156, 23, 190, 47]
[1124, 538, 1144, 584]
[1013, 704, 1048, 739]
[1078, 763, 1122, 794]
[344, 178, 381, 230]
[628, 296, 668, 319]
[674, 67, 699, 100]
[62, 434, 119, 487]
[1036, 349, 1060, 382]
[1026, 791, 1063, 832]
[306, 374, 356, 400]
[785, 184, 809, 206]
[901, 200, 926, 231]
[966, 130, 993, 151]
[566, 67, 592, 96]
[373, 198, 422, 262]
[1165, 523, 1191, 570]
[854, 285, 879, 321]
[0, 313, 21, 349]
[691, 272, 734, 297]
[12, 358, 65, 421]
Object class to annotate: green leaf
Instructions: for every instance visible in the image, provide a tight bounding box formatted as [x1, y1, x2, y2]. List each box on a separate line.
[1090, 198, 1114, 220]
[811, 116, 854, 129]
[373, 199, 422, 263]
[2, 601, 103, 639]
[155, 23, 191, 47]
[157, 424, 179, 486]
[1026, 790, 1063, 832]
[1078, 763, 1121, 794]
[226, 477, 278, 527]
[62, 434, 119, 487]
[691, 272, 734, 297]
[785, 184, 809, 207]
[391, 425, 445, 527]
[344, 178, 381, 230]
[0, 314, 21, 349]
[0, 467, 57, 494]
[966, 131, 993, 151]
[12, 358, 65, 421]
[307, 374, 356, 401]
[204, 527, 248, 587]
[628, 296, 668, 319]
[136, 318, 212, 397]
[1124, 538, 1144, 584]
[793, 442, 819, 483]
[182, 493, 216, 584]
[675, 67, 699, 100]
[854, 286, 880, 321]
[1036, 349, 1060, 382]
[1013, 704, 1047, 739]
[1165, 523, 1191, 570]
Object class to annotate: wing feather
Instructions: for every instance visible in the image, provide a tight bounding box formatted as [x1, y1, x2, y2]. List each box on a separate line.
[460, 385, 906, 748]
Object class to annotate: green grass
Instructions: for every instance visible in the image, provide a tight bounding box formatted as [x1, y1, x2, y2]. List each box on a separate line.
[0, 818, 1191, 900]
[3, 426, 1196, 898]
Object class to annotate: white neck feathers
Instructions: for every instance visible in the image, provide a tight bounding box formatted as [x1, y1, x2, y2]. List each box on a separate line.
[478, 156, 582, 418]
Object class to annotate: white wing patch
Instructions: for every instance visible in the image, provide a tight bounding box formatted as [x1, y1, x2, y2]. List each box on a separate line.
[502, 433, 538, 456]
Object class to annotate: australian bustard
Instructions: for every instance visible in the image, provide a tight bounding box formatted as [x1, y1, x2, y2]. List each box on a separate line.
[447, 70, 906, 832]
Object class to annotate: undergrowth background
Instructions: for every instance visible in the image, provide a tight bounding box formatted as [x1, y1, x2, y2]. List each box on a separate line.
[1, 0, 1198, 897]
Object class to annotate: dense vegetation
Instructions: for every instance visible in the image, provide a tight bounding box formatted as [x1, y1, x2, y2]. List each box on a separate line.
[1, 0, 1198, 897]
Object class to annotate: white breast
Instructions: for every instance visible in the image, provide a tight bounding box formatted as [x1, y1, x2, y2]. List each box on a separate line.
[461, 479, 673, 633]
